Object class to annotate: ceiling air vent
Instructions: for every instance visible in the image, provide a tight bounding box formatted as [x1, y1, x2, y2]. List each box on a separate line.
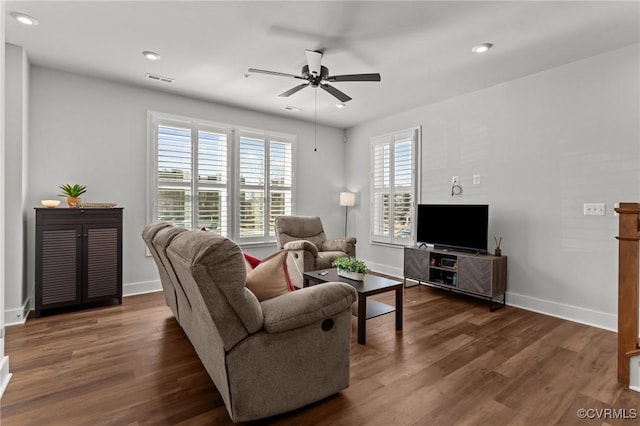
[145, 73, 174, 84]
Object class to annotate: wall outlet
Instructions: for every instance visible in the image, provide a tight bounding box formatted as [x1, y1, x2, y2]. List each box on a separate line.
[473, 174, 481, 185]
[583, 203, 605, 216]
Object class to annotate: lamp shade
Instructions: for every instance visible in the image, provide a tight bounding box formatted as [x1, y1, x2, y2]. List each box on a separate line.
[339, 192, 355, 207]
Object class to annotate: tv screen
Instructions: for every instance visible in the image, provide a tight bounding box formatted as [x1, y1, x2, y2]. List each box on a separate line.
[416, 204, 489, 253]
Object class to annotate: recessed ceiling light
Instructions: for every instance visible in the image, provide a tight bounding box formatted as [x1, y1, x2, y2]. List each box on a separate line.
[335, 103, 346, 109]
[142, 51, 161, 61]
[284, 106, 302, 112]
[11, 12, 39, 26]
[472, 43, 493, 54]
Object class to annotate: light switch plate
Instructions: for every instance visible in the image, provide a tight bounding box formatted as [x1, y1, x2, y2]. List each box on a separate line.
[584, 203, 605, 216]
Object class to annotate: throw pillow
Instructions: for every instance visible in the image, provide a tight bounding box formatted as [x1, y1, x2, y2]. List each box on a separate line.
[243, 252, 261, 272]
[245, 250, 294, 301]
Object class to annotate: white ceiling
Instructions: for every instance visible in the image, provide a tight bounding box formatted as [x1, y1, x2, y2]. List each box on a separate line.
[5, 1, 640, 129]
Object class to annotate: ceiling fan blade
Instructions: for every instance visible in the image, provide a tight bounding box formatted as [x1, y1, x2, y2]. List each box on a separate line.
[248, 68, 305, 80]
[305, 50, 323, 77]
[279, 83, 310, 97]
[327, 73, 381, 82]
[320, 84, 352, 103]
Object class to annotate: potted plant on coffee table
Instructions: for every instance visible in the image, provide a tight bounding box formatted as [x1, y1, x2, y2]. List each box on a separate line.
[59, 184, 87, 208]
[332, 257, 369, 281]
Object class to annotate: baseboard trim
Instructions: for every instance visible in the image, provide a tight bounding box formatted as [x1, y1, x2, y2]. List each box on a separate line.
[123, 280, 162, 297]
[506, 292, 616, 332]
[0, 353, 12, 398]
[366, 261, 403, 279]
[7, 282, 162, 323]
[630, 355, 640, 393]
[365, 260, 616, 331]
[4, 299, 30, 326]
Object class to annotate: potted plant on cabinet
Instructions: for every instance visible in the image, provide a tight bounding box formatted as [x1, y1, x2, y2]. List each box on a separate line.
[332, 257, 369, 281]
[59, 184, 87, 208]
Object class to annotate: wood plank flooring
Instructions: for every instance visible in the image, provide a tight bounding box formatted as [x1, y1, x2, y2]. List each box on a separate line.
[2, 286, 639, 425]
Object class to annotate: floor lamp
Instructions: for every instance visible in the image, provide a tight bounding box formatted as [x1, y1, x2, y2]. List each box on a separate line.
[339, 192, 355, 237]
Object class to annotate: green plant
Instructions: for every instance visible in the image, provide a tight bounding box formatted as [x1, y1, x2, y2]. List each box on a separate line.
[59, 184, 87, 198]
[332, 257, 368, 274]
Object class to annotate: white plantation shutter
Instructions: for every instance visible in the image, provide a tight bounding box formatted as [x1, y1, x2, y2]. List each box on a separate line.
[269, 140, 293, 236]
[372, 139, 391, 239]
[197, 129, 228, 235]
[148, 111, 296, 244]
[394, 138, 413, 242]
[157, 124, 193, 229]
[154, 118, 230, 234]
[237, 132, 294, 242]
[238, 133, 266, 240]
[371, 127, 420, 245]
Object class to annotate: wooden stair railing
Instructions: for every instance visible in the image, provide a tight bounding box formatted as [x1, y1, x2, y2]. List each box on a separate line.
[615, 202, 640, 386]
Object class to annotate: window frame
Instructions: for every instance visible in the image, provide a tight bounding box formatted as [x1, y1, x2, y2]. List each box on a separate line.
[147, 111, 296, 246]
[370, 126, 421, 246]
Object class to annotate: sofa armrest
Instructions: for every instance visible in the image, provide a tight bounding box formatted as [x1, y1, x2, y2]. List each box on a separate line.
[261, 282, 357, 333]
[322, 237, 356, 254]
[283, 240, 319, 257]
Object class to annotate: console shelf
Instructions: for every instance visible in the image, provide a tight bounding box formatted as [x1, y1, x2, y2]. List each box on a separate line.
[403, 246, 507, 311]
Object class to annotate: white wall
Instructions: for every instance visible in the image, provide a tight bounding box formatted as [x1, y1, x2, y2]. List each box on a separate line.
[12, 42, 640, 334]
[346, 44, 640, 330]
[4, 44, 29, 325]
[0, 0, 12, 397]
[26, 66, 346, 299]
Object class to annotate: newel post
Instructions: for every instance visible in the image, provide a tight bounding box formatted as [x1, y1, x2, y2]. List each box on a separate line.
[615, 202, 640, 386]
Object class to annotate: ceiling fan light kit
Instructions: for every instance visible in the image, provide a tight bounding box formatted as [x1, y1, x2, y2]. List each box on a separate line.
[249, 49, 381, 103]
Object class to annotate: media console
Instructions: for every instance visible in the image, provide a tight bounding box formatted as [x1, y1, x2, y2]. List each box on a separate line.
[403, 246, 507, 311]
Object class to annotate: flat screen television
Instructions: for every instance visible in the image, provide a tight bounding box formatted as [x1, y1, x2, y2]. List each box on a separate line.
[416, 204, 489, 253]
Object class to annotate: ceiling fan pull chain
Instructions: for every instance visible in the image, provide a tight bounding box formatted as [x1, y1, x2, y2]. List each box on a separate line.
[314, 89, 318, 152]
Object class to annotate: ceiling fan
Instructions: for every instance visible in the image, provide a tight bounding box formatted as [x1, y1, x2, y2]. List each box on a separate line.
[248, 49, 381, 103]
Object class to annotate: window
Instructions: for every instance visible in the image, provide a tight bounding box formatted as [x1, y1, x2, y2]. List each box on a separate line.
[370, 127, 420, 245]
[237, 131, 293, 242]
[148, 112, 295, 244]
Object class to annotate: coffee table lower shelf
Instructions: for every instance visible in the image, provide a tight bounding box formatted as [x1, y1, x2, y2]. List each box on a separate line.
[353, 299, 395, 319]
[303, 268, 403, 345]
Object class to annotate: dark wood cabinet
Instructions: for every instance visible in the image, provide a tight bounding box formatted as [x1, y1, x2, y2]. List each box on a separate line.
[404, 246, 507, 310]
[35, 207, 123, 316]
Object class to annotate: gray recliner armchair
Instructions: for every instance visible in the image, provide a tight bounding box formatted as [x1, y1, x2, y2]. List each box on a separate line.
[274, 215, 357, 288]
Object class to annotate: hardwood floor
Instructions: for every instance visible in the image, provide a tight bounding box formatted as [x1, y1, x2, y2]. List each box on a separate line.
[2, 286, 639, 425]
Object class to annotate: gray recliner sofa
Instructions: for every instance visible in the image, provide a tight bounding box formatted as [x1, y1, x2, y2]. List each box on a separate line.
[142, 222, 357, 422]
[142, 222, 187, 321]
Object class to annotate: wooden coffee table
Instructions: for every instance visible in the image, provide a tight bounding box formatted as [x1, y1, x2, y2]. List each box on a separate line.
[303, 268, 403, 344]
